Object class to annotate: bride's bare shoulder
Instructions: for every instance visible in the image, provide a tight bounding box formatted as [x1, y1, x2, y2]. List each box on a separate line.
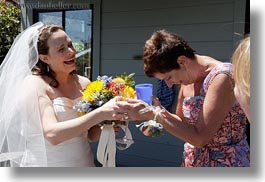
[75, 74, 91, 90]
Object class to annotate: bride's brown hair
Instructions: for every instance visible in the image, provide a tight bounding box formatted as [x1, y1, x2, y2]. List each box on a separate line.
[32, 25, 63, 88]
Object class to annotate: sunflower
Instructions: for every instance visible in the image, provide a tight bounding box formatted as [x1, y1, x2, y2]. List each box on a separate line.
[122, 86, 136, 99]
[82, 80, 104, 102]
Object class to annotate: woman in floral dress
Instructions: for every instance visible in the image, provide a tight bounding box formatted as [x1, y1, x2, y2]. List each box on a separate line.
[179, 63, 249, 166]
[113, 30, 250, 167]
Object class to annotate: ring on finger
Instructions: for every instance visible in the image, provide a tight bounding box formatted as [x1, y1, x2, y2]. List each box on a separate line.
[124, 113, 129, 120]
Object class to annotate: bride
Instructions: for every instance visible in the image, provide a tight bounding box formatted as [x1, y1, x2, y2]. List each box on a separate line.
[0, 22, 119, 167]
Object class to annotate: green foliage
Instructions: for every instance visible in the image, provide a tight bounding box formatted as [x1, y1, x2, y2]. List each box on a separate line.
[73, 42, 85, 53]
[120, 72, 136, 88]
[0, 4, 21, 64]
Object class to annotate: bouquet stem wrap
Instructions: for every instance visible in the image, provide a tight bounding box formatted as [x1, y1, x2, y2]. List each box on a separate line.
[97, 122, 116, 167]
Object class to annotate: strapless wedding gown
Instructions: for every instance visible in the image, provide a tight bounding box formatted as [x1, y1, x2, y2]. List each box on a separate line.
[45, 97, 95, 167]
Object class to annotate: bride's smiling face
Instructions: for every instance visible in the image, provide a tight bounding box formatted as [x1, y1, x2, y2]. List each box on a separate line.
[41, 29, 77, 74]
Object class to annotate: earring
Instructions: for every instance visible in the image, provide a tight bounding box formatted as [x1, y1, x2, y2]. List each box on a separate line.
[47, 65, 50, 72]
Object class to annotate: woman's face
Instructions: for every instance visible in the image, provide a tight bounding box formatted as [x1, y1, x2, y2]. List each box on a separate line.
[153, 68, 192, 88]
[44, 29, 76, 74]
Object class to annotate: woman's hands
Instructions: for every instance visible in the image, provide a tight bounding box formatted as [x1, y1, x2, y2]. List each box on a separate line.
[97, 96, 124, 121]
[112, 96, 161, 122]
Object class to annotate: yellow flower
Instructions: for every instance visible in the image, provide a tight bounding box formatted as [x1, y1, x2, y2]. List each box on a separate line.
[122, 86, 136, 99]
[82, 80, 104, 101]
[77, 112, 87, 117]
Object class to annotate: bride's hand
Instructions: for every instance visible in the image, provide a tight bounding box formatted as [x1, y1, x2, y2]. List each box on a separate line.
[98, 96, 123, 120]
[112, 98, 156, 122]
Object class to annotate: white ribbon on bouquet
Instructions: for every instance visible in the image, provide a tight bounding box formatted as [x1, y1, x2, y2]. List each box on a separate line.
[96, 122, 134, 167]
[97, 123, 116, 167]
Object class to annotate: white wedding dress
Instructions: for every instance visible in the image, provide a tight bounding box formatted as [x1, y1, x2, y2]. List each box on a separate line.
[45, 97, 95, 167]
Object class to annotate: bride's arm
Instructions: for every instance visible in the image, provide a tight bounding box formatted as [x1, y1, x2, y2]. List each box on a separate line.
[24, 75, 115, 145]
[39, 94, 114, 145]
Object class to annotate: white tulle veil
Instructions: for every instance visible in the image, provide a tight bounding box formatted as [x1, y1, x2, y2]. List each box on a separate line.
[0, 22, 48, 166]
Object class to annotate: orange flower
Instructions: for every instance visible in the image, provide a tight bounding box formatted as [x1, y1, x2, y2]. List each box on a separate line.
[112, 77, 125, 84]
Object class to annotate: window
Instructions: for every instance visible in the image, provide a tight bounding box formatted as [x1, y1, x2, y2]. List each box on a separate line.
[33, 8, 93, 79]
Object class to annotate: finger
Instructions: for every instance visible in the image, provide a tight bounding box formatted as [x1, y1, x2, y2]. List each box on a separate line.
[126, 98, 141, 104]
[138, 106, 152, 115]
[115, 96, 124, 101]
[115, 102, 132, 109]
[112, 106, 128, 114]
[124, 113, 129, 120]
[151, 96, 161, 106]
[112, 113, 126, 121]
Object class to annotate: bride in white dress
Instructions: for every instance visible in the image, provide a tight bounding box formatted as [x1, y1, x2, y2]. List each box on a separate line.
[0, 22, 118, 167]
[46, 97, 95, 167]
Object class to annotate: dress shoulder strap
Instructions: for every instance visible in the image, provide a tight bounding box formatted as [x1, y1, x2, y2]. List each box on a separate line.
[200, 63, 233, 96]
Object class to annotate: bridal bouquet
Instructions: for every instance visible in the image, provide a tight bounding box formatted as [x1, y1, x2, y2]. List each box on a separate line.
[73, 72, 136, 121]
[73, 73, 136, 167]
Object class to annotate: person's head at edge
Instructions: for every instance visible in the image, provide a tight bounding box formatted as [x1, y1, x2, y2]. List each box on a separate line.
[231, 35, 250, 121]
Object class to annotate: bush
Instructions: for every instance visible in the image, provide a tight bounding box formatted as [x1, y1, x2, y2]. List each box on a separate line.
[0, 3, 21, 64]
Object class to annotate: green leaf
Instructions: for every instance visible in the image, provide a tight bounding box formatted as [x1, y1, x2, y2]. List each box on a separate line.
[0, 4, 21, 64]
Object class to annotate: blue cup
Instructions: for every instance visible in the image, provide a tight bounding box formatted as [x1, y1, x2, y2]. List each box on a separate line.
[135, 83, 153, 105]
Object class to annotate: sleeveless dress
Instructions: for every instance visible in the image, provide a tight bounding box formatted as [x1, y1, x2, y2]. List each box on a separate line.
[45, 97, 95, 167]
[181, 63, 250, 167]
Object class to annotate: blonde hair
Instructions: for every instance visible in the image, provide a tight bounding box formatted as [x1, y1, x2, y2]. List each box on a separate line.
[231, 35, 250, 105]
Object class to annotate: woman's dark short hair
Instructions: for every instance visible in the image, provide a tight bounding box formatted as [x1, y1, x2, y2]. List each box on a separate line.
[143, 30, 196, 77]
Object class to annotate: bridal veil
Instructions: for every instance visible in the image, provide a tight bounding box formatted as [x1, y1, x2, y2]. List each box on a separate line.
[0, 22, 48, 166]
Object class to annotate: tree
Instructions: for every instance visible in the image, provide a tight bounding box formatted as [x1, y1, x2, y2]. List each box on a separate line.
[0, 2, 21, 64]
